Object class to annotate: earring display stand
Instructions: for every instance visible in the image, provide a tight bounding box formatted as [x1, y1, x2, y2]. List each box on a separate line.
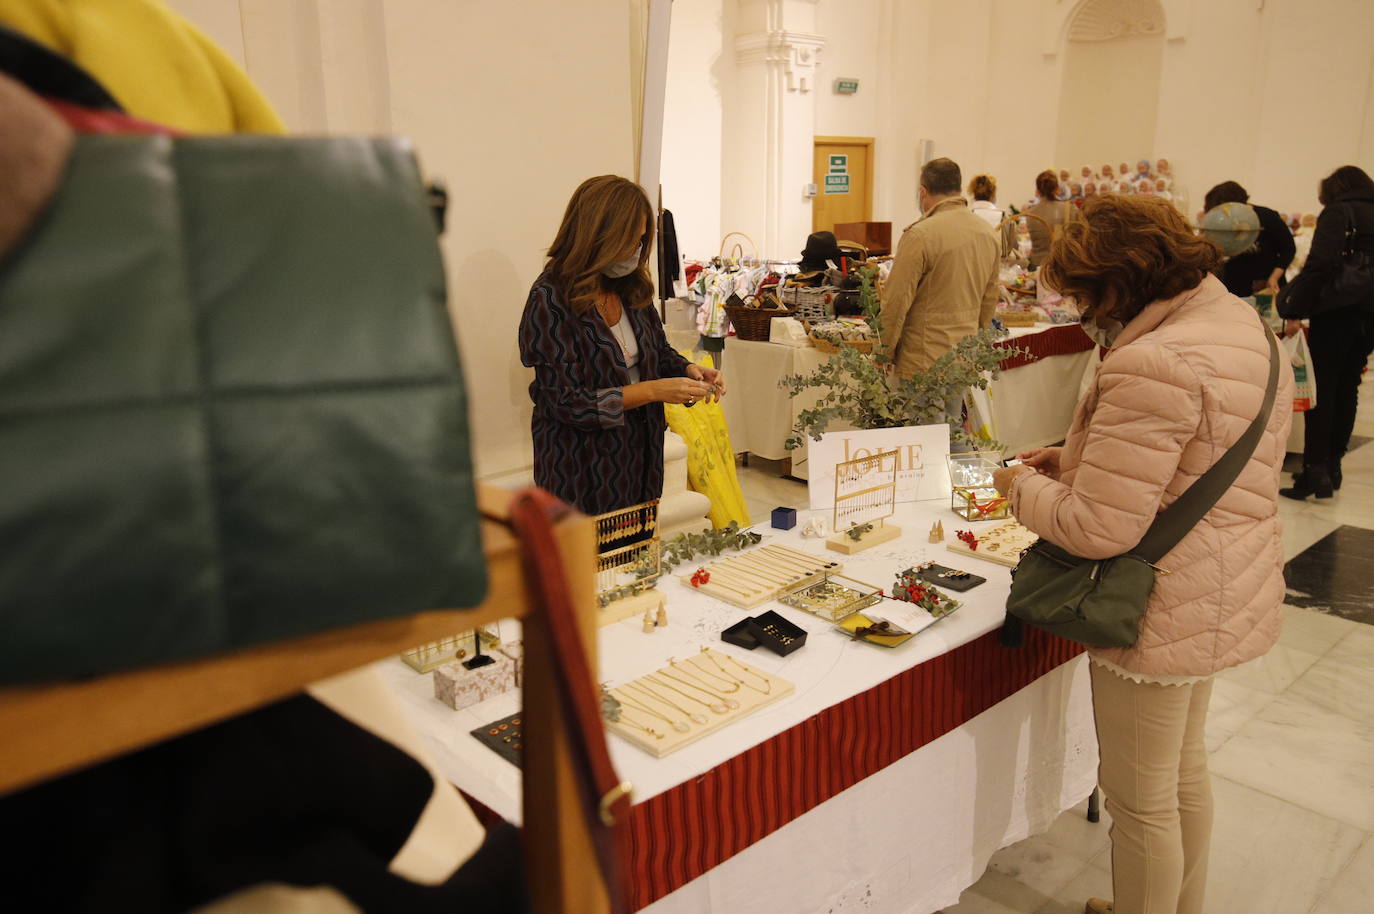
[603, 649, 793, 758]
[677, 544, 842, 609]
[594, 499, 666, 626]
[827, 449, 901, 554]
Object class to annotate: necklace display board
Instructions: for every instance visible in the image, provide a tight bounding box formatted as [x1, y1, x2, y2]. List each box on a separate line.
[677, 543, 841, 609]
[604, 649, 793, 758]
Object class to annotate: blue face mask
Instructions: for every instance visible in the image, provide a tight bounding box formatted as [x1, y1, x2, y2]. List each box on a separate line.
[602, 245, 642, 279]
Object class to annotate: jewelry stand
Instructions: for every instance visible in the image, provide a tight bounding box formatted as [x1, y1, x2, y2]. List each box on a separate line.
[593, 499, 665, 627]
[827, 449, 902, 554]
[462, 632, 496, 669]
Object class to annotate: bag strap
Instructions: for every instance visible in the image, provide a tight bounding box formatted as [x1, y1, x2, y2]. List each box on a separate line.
[507, 488, 633, 914]
[1134, 326, 1280, 563]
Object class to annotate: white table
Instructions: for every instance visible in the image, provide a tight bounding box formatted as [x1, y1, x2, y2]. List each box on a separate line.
[381, 498, 1098, 914]
[712, 327, 1096, 477]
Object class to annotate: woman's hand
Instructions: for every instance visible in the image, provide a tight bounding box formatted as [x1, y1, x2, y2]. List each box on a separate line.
[1283, 319, 1304, 338]
[1016, 447, 1063, 480]
[992, 464, 1034, 497]
[685, 363, 726, 401]
[654, 377, 713, 405]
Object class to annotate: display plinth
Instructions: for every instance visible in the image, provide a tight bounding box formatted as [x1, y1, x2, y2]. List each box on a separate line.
[826, 522, 901, 554]
[598, 589, 666, 626]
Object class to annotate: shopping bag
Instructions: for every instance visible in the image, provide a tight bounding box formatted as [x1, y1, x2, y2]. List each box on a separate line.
[1283, 331, 1317, 412]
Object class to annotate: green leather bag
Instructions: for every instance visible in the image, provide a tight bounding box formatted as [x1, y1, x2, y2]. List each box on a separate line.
[1004, 327, 1280, 648]
[0, 134, 486, 683]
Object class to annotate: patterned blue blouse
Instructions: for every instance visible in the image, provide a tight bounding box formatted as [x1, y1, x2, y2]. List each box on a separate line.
[518, 275, 691, 514]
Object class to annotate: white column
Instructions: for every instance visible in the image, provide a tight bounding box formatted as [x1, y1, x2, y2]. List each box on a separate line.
[722, 0, 825, 261]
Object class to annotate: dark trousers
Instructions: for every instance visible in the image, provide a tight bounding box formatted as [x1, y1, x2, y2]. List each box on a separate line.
[1303, 306, 1374, 467]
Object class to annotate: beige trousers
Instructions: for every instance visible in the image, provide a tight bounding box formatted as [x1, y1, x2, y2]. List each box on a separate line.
[1089, 662, 1215, 914]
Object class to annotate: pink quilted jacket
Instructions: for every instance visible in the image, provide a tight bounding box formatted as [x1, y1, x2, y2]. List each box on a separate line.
[1010, 275, 1294, 677]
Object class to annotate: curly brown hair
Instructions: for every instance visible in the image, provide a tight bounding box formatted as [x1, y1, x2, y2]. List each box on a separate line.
[1041, 195, 1222, 325]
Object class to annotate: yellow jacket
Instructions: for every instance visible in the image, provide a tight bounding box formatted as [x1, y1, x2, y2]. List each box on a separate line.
[0, 0, 284, 134]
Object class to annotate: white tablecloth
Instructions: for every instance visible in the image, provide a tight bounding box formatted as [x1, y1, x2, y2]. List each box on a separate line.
[380, 498, 1098, 914]
[709, 328, 1094, 477]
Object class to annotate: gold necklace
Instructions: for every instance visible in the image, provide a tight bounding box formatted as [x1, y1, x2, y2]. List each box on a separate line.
[613, 708, 664, 741]
[701, 648, 771, 695]
[662, 665, 741, 710]
[613, 688, 691, 733]
[624, 679, 709, 725]
[652, 670, 738, 714]
[672, 656, 740, 693]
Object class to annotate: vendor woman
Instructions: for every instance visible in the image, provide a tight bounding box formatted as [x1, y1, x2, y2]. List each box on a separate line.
[518, 175, 725, 515]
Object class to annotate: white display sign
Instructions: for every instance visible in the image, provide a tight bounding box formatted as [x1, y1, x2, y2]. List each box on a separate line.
[807, 425, 951, 510]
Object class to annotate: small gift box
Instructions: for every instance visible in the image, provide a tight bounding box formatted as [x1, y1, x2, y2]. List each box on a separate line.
[433, 642, 524, 710]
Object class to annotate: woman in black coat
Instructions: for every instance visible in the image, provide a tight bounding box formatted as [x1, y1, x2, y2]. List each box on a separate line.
[1203, 180, 1296, 297]
[518, 175, 724, 515]
[1281, 165, 1374, 499]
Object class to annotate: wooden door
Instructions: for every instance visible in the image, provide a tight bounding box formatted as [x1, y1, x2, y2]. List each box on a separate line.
[812, 136, 874, 232]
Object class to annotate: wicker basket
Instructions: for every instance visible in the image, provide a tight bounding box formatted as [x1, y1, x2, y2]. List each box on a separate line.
[781, 284, 838, 321]
[805, 321, 877, 354]
[727, 302, 794, 341]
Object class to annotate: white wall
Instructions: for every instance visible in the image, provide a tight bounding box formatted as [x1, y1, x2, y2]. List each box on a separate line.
[170, 0, 637, 478]
[661, 0, 727, 260]
[660, 0, 1374, 258]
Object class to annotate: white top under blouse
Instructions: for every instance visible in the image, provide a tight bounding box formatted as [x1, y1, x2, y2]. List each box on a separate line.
[609, 315, 640, 383]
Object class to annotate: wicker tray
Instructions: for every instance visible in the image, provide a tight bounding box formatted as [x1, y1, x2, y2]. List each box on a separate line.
[805, 320, 877, 353]
[726, 304, 794, 341]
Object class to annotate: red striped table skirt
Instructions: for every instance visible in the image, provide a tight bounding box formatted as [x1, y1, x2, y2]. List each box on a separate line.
[996, 324, 1097, 371]
[625, 626, 1081, 909]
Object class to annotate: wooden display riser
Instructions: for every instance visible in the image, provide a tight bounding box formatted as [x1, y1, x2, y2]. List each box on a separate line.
[945, 521, 1037, 568]
[597, 589, 666, 626]
[604, 649, 794, 758]
[826, 523, 902, 555]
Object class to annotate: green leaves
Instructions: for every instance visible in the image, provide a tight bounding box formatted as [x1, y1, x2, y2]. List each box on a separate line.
[653, 521, 765, 574]
[780, 268, 1024, 452]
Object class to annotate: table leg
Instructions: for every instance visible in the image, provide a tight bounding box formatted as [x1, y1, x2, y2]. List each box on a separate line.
[781, 456, 791, 477]
[1086, 786, 1101, 823]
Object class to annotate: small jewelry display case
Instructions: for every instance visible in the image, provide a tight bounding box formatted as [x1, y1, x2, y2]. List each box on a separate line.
[947, 452, 1012, 521]
[777, 573, 882, 622]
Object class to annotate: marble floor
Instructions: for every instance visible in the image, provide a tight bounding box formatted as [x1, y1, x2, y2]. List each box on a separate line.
[729, 373, 1374, 914]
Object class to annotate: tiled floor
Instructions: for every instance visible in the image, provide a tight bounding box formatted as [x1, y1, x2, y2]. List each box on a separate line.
[731, 374, 1374, 914]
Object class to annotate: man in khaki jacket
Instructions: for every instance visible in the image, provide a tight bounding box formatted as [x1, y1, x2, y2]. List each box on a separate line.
[881, 158, 1000, 377]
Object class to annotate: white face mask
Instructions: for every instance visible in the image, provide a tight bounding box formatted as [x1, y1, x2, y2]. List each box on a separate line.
[1081, 313, 1124, 348]
[602, 245, 642, 279]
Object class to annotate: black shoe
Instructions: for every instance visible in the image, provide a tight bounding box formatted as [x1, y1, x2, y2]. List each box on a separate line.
[1329, 461, 1343, 491]
[1281, 466, 1335, 500]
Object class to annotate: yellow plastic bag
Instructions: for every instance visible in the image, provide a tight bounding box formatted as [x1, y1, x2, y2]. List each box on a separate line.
[664, 353, 751, 529]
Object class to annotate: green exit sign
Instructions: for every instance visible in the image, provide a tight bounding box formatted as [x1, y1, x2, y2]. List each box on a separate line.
[833, 78, 859, 95]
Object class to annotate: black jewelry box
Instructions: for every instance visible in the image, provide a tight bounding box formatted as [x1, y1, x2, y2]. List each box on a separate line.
[721, 617, 760, 650]
[745, 609, 807, 656]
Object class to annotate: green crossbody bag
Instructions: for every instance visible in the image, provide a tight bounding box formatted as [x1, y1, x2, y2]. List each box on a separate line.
[1002, 326, 1280, 648]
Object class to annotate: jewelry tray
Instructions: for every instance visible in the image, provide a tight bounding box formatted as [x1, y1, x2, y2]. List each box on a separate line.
[470, 710, 523, 768]
[777, 573, 882, 621]
[912, 562, 986, 593]
[603, 648, 794, 758]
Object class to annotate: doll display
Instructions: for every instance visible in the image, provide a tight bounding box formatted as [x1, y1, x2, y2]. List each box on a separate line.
[1135, 159, 1153, 181]
[1153, 178, 1172, 201]
[1156, 158, 1172, 179]
[1080, 165, 1096, 183]
[1118, 161, 1131, 181]
[1082, 181, 1098, 199]
[1101, 163, 1115, 184]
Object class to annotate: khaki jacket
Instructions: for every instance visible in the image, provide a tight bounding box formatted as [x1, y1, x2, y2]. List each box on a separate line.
[880, 197, 1000, 377]
[1010, 276, 1294, 678]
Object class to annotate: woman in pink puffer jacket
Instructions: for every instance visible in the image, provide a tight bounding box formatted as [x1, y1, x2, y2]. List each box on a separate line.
[992, 195, 1293, 914]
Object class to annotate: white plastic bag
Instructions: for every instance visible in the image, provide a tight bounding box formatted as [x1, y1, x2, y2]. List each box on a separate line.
[1283, 331, 1316, 412]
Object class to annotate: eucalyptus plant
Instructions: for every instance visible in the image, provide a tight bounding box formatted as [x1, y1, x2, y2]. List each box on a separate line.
[783, 265, 1021, 450]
